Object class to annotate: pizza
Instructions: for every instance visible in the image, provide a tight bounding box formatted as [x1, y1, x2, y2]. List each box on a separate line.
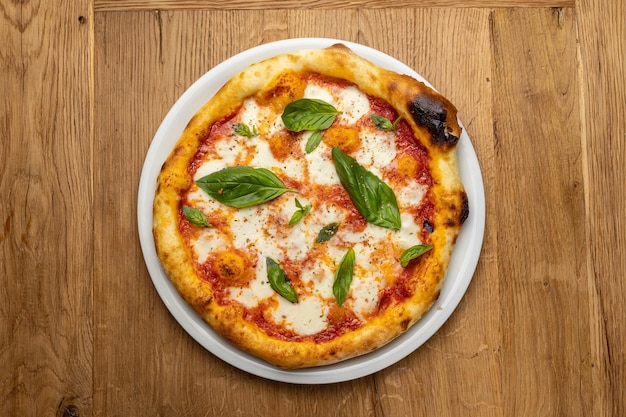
[153, 43, 468, 369]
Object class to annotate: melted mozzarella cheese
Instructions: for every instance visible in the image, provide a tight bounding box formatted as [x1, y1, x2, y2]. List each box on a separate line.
[303, 84, 334, 104]
[251, 139, 307, 180]
[193, 137, 240, 179]
[396, 178, 427, 210]
[300, 258, 335, 299]
[239, 98, 261, 130]
[305, 146, 340, 185]
[336, 85, 371, 124]
[271, 296, 327, 335]
[192, 231, 227, 264]
[228, 275, 274, 308]
[353, 130, 397, 172]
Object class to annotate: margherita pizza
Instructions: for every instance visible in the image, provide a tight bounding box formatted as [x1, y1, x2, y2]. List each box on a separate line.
[153, 44, 468, 369]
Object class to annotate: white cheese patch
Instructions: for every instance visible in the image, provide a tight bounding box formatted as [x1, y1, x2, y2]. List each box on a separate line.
[239, 98, 261, 130]
[250, 139, 307, 181]
[306, 150, 340, 185]
[346, 266, 384, 320]
[340, 222, 391, 246]
[396, 212, 422, 249]
[336, 86, 371, 124]
[303, 84, 335, 105]
[228, 275, 274, 308]
[230, 206, 283, 261]
[267, 113, 286, 136]
[193, 137, 240, 180]
[353, 129, 397, 173]
[186, 187, 223, 213]
[191, 231, 227, 264]
[280, 196, 314, 261]
[337, 237, 389, 320]
[300, 258, 335, 299]
[395, 179, 427, 210]
[271, 296, 327, 335]
[309, 203, 347, 228]
[283, 233, 311, 261]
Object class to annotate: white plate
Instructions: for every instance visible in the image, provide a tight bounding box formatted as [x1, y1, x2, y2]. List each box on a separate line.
[137, 38, 485, 384]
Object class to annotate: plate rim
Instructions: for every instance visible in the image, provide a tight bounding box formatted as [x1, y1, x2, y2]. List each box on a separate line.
[137, 37, 485, 384]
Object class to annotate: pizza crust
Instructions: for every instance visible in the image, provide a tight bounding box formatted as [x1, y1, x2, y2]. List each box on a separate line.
[153, 44, 467, 369]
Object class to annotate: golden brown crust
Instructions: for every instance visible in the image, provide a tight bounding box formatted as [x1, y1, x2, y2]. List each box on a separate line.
[153, 44, 467, 369]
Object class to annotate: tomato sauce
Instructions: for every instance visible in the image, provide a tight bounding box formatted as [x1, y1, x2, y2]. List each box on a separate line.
[188, 110, 238, 176]
[377, 269, 415, 312]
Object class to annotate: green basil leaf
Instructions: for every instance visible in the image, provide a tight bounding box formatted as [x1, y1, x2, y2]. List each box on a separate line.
[266, 257, 298, 303]
[371, 114, 401, 133]
[305, 130, 323, 153]
[181, 205, 211, 227]
[331, 147, 401, 230]
[400, 244, 433, 267]
[232, 122, 258, 138]
[288, 198, 312, 226]
[333, 247, 355, 306]
[289, 210, 304, 226]
[281, 98, 340, 132]
[196, 166, 298, 208]
[316, 222, 340, 243]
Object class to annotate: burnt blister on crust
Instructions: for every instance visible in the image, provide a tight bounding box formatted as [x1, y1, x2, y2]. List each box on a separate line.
[444, 192, 470, 228]
[409, 93, 459, 148]
[459, 191, 469, 224]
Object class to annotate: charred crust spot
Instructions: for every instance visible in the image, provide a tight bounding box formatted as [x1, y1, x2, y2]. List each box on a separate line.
[201, 296, 213, 308]
[459, 192, 469, 224]
[400, 319, 411, 330]
[423, 220, 434, 233]
[409, 93, 459, 148]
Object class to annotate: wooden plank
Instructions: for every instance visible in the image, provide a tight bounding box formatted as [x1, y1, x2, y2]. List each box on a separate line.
[361, 8, 502, 416]
[490, 7, 590, 416]
[93, 9, 377, 416]
[576, 1, 626, 416]
[0, 1, 93, 417]
[94, 0, 575, 12]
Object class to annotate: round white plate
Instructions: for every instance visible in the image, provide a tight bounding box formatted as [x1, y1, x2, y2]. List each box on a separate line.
[137, 38, 485, 384]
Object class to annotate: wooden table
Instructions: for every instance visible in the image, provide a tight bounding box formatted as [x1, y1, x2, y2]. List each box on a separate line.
[1, 0, 624, 415]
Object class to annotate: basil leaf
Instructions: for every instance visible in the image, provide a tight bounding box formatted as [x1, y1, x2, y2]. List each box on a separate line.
[196, 166, 298, 208]
[288, 198, 312, 226]
[289, 210, 304, 226]
[266, 257, 298, 303]
[181, 205, 211, 227]
[305, 130, 323, 153]
[371, 114, 401, 133]
[400, 244, 433, 267]
[281, 98, 340, 132]
[333, 247, 355, 306]
[316, 222, 340, 243]
[232, 122, 258, 138]
[331, 147, 401, 230]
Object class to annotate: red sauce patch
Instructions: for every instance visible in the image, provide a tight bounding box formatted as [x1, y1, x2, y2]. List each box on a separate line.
[377, 272, 414, 312]
[188, 110, 238, 176]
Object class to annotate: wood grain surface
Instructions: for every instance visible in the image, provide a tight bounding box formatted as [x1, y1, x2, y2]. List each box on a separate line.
[1, 0, 624, 416]
[93, 0, 575, 11]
